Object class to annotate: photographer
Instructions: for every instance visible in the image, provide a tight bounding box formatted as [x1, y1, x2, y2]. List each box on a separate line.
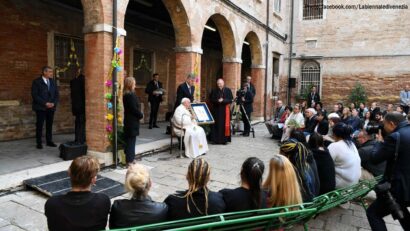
[366, 112, 410, 230]
[236, 83, 253, 137]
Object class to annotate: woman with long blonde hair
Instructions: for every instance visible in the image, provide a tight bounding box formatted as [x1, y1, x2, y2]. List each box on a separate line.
[263, 154, 303, 207]
[123, 77, 143, 166]
[164, 158, 225, 219]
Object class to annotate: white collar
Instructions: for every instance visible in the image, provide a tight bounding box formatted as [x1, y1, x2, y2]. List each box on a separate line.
[42, 76, 48, 84]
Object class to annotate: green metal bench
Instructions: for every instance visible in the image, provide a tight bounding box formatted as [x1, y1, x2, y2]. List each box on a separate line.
[109, 177, 382, 231]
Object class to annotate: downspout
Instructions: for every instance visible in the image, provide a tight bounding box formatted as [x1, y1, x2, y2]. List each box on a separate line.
[264, 0, 270, 120]
[112, 0, 118, 167]
[287, 0, 295, 104]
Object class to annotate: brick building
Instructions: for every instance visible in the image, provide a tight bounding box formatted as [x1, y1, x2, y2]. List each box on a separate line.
[1, 0, 408, 164]
[0, 0, 288, 164]
[282, 0, 410, 109]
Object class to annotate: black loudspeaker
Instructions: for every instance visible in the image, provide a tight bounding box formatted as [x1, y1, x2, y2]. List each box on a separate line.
[289, 78, 296, 88]
[59, 142, 88, 160]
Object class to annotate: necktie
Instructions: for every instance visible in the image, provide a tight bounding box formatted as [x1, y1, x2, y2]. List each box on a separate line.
[46, 79, 50, 91]
[188, 86, 191, 95]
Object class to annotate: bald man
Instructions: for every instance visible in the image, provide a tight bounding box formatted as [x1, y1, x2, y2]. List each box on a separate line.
[210, 79, 233, 144]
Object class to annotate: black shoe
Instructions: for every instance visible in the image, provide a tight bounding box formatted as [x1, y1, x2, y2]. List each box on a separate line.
[153, 125, 160, 128]
[36, 144, 43, 149]
[148, 126, 153, 129]
[46, 142, 57, 147]
[243, 133, 250, 137]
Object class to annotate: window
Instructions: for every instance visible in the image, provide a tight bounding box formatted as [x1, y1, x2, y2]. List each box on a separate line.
[272, 53, 280, 94]
[300, 61, 321, 93]
[54, 35, 84, 83]
[274, 0, 281, 13]
[303, 0, 323, 20]
[305, 39, 317, 48]
[133, 49, 153, 86]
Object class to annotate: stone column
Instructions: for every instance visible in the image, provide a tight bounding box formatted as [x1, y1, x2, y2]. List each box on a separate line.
[222, 58, 242, 95]
[251, 66, 266, 118]
[175, 47, 202, 101]
[82, 0, 128, 165]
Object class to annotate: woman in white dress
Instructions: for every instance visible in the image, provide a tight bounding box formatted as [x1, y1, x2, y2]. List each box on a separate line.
[281, 104, 305, 142]
[172, 98, 208, 158]
[328, 122, 361, 188]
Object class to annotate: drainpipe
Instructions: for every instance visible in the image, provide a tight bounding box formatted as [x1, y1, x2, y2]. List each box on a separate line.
[287, 0, 295, 105]
[264, 0, 270, 120]
[112, 0, 118, 167]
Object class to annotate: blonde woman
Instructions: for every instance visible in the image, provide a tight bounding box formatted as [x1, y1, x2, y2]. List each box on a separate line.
[263, 154, 303, 207]
[109, 163, 167, 228]
[123, 77, 144, 165]
[164, 158, 226, 219]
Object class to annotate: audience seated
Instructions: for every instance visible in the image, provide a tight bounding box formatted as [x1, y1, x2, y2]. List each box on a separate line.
[396, 105, 407, 116]
[280, 141, 320, 202]
[267, 105, 291, 140]
[358, 102, 368, 119]
[328, 123, 361, 188]
[314, 102, 327, 118]
[220, 157, 266, 212]
[308, 133, 336, 195]
[263, 154, 303, 207]
[361, 111, 372, 130]
[314, 111, 329, 135]
[323, 114, 340, 145]
[164, 158, 225, 220]
[109, 164, 168, 229]
[281, 104, 305, 142]
[356, 130, 386, 180]
[350, 109, 362, 136]
[265, 100, 286, 136]
[304, 108, 318, 136]
[331, 104, 342, 117]
[369, 102, 381, 121]
[45, 156, 110, 231]
[383, 103, 395, 116]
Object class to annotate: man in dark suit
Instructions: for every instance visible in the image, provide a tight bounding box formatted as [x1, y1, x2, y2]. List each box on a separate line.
[31, 66, 59, 149]
[70, 68, 85, 144]
[246, 76, 256, 97]
[304, 108, 318, 136]
[145, 73, 163, 129]
[307, 86, 320, 108]
[237, 83, 253, 137]
[174, 74, 195, 111]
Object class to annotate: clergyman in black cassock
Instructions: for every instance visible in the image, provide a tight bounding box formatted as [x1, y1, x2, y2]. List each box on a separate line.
[210, 79, 233, 144]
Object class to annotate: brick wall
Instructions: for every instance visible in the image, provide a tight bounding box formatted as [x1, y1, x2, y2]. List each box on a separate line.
[0, 0, 83, 141]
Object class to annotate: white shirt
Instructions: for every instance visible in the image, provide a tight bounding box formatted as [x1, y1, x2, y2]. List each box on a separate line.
[284, 112, 305, 127]
[328, 140, 361, 188]
[42, 76, 49, 85]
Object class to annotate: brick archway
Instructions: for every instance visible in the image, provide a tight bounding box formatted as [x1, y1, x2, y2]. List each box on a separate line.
[163, 0, 192, 48]
[243, 31, 265, 118]
[207, 14, 236, 59]
[244, 31, 263, 66]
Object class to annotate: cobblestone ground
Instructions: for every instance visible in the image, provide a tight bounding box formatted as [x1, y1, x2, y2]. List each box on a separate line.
[0, 124, 403, 230]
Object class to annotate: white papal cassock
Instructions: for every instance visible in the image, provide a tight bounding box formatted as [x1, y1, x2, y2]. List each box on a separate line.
[172, 104, 209, 158]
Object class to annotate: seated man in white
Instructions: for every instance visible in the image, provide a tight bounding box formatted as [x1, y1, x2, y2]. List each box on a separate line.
[172, 98, 209, 158]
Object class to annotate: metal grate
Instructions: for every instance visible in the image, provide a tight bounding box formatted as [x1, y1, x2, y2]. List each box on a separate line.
[303, 0, 323, 20]
[54, 35, 84, 82]
[300, 61, 321, 93]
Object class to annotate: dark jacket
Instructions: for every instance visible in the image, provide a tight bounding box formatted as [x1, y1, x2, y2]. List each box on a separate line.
[371, 121, 410, 204]
[248, 82, 256, 97]
[44, 191, 110, 231]
[31, 76, 59, 111]
[109, 196, 168, 229]
[174, 82, 195, 110]
[307, 92, 320, 108]
[305, 115, 318, 134]
[164, 189, 226, 220]
[369, 107, 381, 121]
[220, 187, 267, 212]
[358, 140, 386, 177]
[316, 119, 329, 135]
[145, 80, 163, 103]
[237, 89, 253, 114]
[70, 74, 85, 116]
[311, 148, 336, 195]
[123, 93, 144, 137]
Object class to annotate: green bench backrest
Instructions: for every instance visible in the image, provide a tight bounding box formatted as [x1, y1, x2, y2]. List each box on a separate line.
[109, 177, 382, 231]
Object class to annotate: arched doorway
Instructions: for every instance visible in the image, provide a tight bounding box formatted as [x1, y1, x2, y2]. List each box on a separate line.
[200, 14, 237, 101]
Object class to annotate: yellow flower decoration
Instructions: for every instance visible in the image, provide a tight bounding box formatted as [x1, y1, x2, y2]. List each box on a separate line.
[106, 114, 114, 121]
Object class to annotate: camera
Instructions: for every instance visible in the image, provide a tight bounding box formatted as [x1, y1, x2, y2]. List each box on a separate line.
[374, 181, 404, 220]
[236, 89, 246, 104]
[365, 124, 384, 135]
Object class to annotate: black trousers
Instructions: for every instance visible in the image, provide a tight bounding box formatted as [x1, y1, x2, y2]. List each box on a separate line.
[35, 110, 54, 145]
[366, 197, 410, 231]
[402, 105, 409, 114]
[241, 107, 251, 134]
[74, 114, 86, 144]
[124, 135, 136, 164]
[149, 100, 160, 126]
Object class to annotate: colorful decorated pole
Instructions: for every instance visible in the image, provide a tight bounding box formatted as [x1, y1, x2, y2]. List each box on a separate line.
[194, 53, 201, 102]
[112, 0, 118, 167]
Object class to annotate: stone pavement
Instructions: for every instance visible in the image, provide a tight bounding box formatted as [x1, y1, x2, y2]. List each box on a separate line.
[0, 124, 403, 230]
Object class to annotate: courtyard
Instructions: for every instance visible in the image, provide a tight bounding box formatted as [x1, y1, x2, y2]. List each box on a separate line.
[0, 124, 402, 231]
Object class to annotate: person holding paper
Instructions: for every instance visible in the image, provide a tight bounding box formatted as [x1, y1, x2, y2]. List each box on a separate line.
[172, 98, 208, 158]
[145, 73, 163, 129]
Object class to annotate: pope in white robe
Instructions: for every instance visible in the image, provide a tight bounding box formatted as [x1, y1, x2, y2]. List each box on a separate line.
[172, 98, 209, 158]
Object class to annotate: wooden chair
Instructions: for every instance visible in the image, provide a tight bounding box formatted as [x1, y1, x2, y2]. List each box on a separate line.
[169, 119, 185, 158]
